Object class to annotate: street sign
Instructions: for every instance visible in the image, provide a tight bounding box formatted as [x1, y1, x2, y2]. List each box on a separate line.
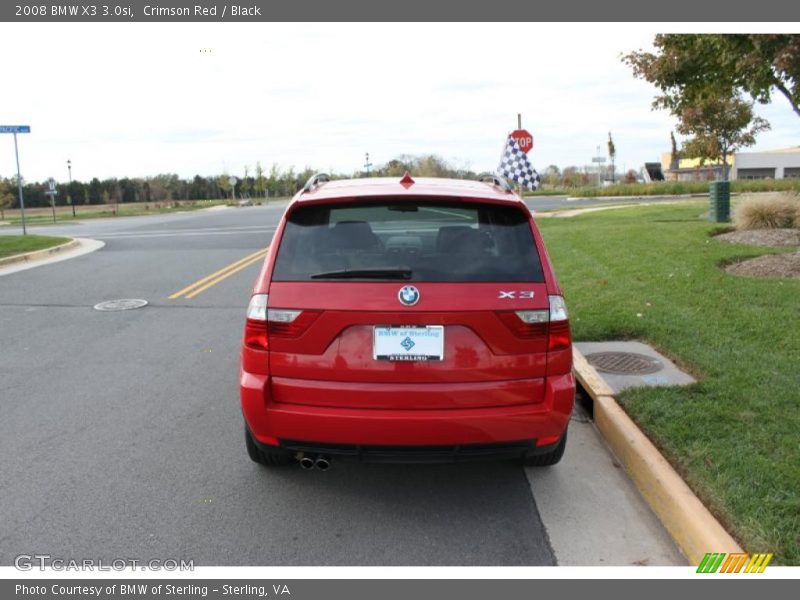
[592, 157, 607, 163]
[511, 129, 534, 154]
[1, 125, 31, 234]
[229, 176, 237, 187]
[45, 178, 58, 224]
[0, 125, 31, 134]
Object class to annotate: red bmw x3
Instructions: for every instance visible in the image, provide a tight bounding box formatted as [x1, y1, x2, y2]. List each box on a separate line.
[240, 173, 574, 469]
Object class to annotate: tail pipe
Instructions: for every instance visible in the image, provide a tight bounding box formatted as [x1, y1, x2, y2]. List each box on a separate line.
[295, 452, 332, 471]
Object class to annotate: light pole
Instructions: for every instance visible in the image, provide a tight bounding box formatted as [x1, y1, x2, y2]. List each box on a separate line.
[67, 159, 75, 217]
[364, 153, 372, 176]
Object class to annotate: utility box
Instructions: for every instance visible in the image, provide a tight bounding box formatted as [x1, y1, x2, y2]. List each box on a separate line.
[709, 181, 731, 222]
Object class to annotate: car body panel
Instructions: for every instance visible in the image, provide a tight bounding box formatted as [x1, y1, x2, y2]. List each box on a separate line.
[240, 176, 574, 457]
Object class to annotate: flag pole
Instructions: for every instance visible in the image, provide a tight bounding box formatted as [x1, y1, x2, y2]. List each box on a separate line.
[516, 113, 523, 198]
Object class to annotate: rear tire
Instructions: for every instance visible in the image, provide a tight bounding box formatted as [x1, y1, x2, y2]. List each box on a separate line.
[521, 430, 567, 467]
[244, 425, 291, 466]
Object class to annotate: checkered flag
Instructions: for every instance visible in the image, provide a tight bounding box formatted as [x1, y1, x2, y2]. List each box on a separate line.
[497, 136, 541, 191]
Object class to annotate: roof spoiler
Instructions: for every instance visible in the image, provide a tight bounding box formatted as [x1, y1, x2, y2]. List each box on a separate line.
[477, 172, 513, 193]
[302, 173, 330, 193]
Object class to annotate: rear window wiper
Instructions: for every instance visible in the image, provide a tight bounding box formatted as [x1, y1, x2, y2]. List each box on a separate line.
[310, 268, 413, 280]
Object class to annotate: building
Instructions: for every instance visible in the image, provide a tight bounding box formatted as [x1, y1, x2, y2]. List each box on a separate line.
[660, 147, 800, 181]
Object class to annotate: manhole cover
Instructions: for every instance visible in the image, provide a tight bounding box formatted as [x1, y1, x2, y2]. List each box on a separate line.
[585, 351, 663, 375]
[93, 299, 148, 312]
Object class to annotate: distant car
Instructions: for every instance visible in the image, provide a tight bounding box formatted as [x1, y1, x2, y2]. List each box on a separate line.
[240, 173, 574, 469]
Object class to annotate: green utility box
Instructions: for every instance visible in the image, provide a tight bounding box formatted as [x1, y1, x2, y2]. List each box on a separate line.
[709, 181, 731, 222]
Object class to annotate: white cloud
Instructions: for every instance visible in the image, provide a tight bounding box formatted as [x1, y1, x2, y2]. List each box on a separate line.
[0, 22, 796, 182]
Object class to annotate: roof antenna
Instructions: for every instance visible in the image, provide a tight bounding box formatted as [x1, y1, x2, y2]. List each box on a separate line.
[399, 171, 415, 189]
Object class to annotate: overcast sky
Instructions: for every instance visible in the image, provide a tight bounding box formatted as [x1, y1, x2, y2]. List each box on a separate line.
[1, 23, 798, 182]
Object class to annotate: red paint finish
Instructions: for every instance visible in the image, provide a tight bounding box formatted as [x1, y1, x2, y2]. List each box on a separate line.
[240, 176, 574, 455]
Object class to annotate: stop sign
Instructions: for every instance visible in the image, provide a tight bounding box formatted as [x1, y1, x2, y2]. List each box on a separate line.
[511, 129, 534, 154]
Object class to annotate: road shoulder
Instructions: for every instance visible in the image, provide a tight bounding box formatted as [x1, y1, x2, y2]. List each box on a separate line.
[525, 401, 686, 566]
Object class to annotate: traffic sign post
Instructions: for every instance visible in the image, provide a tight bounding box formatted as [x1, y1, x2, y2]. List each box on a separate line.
[46, 177, 58, 224]
[229, 176, 237, 201]
[511, 128, 534, 154]
[512, 114, 535, 196]
[592, 145, 607, 187]
[1, 125, 31, 234]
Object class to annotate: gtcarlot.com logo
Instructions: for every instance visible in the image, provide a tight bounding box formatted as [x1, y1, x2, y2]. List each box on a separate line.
[14, 554, 194, 571]
[696, 552, 773, 573]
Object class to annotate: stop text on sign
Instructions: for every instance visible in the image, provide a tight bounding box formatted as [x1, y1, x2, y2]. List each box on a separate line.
[511, 129, 534, 154]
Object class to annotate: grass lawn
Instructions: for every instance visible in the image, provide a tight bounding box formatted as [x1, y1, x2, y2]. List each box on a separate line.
[527, 178, 800, 198]
[0, 235, 70, 259]
[1, 199, 239, 226]
[536, 201, 799, 565]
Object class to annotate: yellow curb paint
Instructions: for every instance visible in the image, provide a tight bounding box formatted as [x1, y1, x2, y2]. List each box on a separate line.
[183, 251, 268, 299]
[572, 348, 744, 565]
[168, 248, 268, 299]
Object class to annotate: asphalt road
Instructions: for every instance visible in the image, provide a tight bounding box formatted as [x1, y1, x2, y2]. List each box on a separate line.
[0, 204, 683, 566]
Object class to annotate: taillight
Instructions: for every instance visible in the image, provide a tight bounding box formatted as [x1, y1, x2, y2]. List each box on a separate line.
[497, 310, 549, 338]
[244, 294, 321, 350]
[497, 295, 571, 350]
[547, 295, 571, 351]
[244, 294, 268, 350]
[244, 294, 321, 349]
[267, 309, 321, 337]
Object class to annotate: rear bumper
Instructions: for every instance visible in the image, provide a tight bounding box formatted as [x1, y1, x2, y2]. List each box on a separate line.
[275, 438, 560, 464]
[241, 370, 574, 448]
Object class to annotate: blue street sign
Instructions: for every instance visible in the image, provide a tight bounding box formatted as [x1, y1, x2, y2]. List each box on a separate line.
[0, 125, 31, 134]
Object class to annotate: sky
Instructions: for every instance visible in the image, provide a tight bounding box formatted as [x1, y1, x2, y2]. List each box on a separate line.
[0, 23, 798, 183]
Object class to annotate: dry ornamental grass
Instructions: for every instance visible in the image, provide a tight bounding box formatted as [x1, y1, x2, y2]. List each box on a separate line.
[733, 192, 800, 230]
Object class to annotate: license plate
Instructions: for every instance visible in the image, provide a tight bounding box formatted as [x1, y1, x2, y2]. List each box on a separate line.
[373, 326, 444, 361]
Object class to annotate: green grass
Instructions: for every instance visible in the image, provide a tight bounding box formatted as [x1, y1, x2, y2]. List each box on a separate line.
[536, 202, 800, 565]
[1, 199, 235, 226]
[0, 235, 70, 259]
[528, 179, 800, 198]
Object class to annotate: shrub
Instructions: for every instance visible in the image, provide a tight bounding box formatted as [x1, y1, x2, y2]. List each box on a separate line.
[734, 192, 800, 230]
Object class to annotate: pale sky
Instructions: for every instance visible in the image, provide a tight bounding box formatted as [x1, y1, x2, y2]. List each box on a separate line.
[1, 23, 798, 183]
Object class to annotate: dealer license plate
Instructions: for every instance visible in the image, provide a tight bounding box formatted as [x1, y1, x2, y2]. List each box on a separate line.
[373, 326, 444, 361]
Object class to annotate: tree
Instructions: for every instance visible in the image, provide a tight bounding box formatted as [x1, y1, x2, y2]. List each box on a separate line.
[217, 174, 233, 200]
[241, 165, 251, 198]
[623, 34, 800, 119]
[0, 178, 14, 219]
[670, 131, 680, 168]
[623, 169, 639, 184]
[88, 178, 103, 204]
[677, 93, 770, 181]
[254, 162, 266, 199]
[542, 165, 561, 187]
[607, 132, 616, 183]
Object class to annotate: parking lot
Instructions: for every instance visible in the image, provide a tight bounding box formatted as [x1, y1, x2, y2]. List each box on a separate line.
[0, 204, 683, 566]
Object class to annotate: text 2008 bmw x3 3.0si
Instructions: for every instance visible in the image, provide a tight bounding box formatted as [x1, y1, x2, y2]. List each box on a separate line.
[240, 173, 574, 470]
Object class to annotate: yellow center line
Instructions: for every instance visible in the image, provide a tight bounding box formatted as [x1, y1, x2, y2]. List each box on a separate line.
[184, 252, 268, 299]
[168, 248, 269, 300]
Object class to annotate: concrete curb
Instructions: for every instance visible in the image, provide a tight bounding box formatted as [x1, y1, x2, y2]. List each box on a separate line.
[572, 348, 743, 564]
[0, 238, 80, 268]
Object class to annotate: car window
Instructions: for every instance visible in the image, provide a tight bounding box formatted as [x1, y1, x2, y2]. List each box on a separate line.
[272, 200, 545, 282]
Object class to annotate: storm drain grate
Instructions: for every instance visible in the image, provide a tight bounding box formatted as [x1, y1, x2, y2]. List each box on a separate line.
[93, 299, 148, 312]
[585, 351, 664, 375]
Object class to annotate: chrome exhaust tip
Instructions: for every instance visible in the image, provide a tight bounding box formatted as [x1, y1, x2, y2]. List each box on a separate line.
[314, 456, 331, 471]
[299, 456, 315, 470]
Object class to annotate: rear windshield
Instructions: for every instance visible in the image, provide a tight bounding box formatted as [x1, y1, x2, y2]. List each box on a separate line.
[272, 200, 544, 282]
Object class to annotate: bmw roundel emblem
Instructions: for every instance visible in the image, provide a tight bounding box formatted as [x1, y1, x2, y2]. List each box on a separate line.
[398, 285, 420, 307]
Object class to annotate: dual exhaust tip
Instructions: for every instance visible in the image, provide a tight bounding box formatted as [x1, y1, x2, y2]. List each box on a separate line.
[296, 453, 331, 471]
